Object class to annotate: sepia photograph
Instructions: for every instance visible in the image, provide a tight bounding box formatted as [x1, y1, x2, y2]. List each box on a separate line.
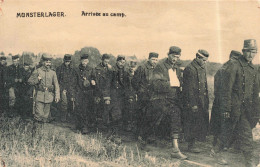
[0, 0, 260, 166]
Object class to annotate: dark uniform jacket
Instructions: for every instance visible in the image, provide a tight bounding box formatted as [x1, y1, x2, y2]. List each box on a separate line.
[151, 58, 183, 102]
[56, 63, 77, 98]
[6, 64, 23, 89]
[20, 68, 33, 99]
[92, 63, 112, 100]
[110, 64, 128, 98]
[210, 59, 237, 136]
[125, 69, 137, 100]
[75, 64, 94, 94]
[221, 57, 260, 128]
[182, 59, 209, 141]
[0, 64, 7, 92]
[133, 61, 155, 100]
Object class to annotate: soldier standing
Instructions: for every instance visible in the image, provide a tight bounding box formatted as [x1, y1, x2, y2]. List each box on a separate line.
[28, 54, 60, 132]
[138, 46, 187, 159]
[182, 49, 210, 153]
[56, 54, 77, 122]
[215, 39, 260, 166]
[91, 54, 112, 129]
[75, 54, 95, 134]
[133, 52, 158, 136]
[109, 55, 127, 135]
[0, 56, 8, 114]
[20, 62, 34, 118]
[210, 50, 241, 148]
[6, 55, 23, 116]
[124, 60, 138, 131]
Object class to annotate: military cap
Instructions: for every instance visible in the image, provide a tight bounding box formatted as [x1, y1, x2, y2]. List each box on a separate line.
[229, 50, 242, 59]
[196, 49, 209, 58]
[117, 55, 125, 61]
[148, 52, 159, 59]
[64, 54, 72, 61]
[129, 61, 137, 68]
[102, 54, 110, 60]
[0, 56, 6, 60]
[81, 54, 89, 60]
[243, 39, 257, 50]
[41, 54, 52, 61]
[168, 46, 181, 55]
[12, 55, 19, 60]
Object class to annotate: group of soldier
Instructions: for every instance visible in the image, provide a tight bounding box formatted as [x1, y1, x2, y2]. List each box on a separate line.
[0, 39, 259, 167]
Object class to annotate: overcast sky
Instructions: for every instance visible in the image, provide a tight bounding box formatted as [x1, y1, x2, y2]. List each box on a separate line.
[1, 0, 260, 64]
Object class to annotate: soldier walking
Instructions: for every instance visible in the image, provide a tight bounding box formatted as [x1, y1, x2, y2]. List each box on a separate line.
[6, 55, 23, 116]
[0, 56, 8, 114]
[138, 46, 187, 159]
[124, 60, 138, 131]
[210, 50, 241, 148]
[28, 54, 60, 127]
[91, 54, 112, 129]
[56, 54, 77, 122]
[215, 39, 260, 166]
[75, 54, 95, 134]
[182, 50, 210, 153]
[20, 62, 34, 119]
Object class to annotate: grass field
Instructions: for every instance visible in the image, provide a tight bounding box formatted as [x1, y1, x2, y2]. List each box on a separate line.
[0, 76, 260, 167]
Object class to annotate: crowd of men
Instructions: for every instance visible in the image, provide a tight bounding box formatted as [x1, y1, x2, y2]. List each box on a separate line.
[0, 39, 260, 167]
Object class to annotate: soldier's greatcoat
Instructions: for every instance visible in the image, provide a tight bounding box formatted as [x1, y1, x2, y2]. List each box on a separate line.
[182, 59, 209, 142]
[140, 58, 183, 139]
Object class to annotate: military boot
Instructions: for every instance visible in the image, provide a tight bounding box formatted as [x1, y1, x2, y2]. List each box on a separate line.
[171, 138, 187, 160]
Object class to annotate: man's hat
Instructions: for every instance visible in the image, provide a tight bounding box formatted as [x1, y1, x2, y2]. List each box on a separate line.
[243, 39, 257, 50]
[117, 55, 125, 61]
[12, 55, 19, 60]
[229, 50, 242, 59]
[168, 46, 181, 55]
[196, 49, 209, 58]
[81, 54, 89, 60]
[0, 56, 6, 61]
[129, 61, 137, 68]
[148, 52, 159, 59]
[102, 54, 110, 60]
[41, 54, 52, 61]
[64, 54, 72, 61]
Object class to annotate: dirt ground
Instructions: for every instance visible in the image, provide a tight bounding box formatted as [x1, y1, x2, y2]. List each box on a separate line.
[52, 120, 260, 167]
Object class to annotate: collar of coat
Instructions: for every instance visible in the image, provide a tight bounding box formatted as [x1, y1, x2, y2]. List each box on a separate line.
[40, 66, 51, 72]
[163, 58, 178, 70]
[145, 61, 154, 69]
[191, 59, 205, 70]
[62, 63, 72, 69]
[79, 64, 91, 71]
[238, 57, 254, 69]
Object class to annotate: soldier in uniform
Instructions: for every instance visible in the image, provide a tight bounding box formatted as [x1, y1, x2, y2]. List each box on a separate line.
[210, 50, 241, 148]
[133, 52, 158, 136]
[20, 62, 34, 118]
[6, 55, 23, 116]
[28, 54, 60, 127]
[75, 54, 95, 134]
[182, 50, 210, 153]
[56, 54, 77, 122]
[0, 56, 8, 114]
[109, 55, 127, 135]
[138, 46, 187, 160]
[124, 60, 138, 131]
[215, 39, 260, 166]
[91, 54, 112, 129]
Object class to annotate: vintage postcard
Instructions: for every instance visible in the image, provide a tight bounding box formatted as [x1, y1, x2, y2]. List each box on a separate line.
[0, 0, 260, 166]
